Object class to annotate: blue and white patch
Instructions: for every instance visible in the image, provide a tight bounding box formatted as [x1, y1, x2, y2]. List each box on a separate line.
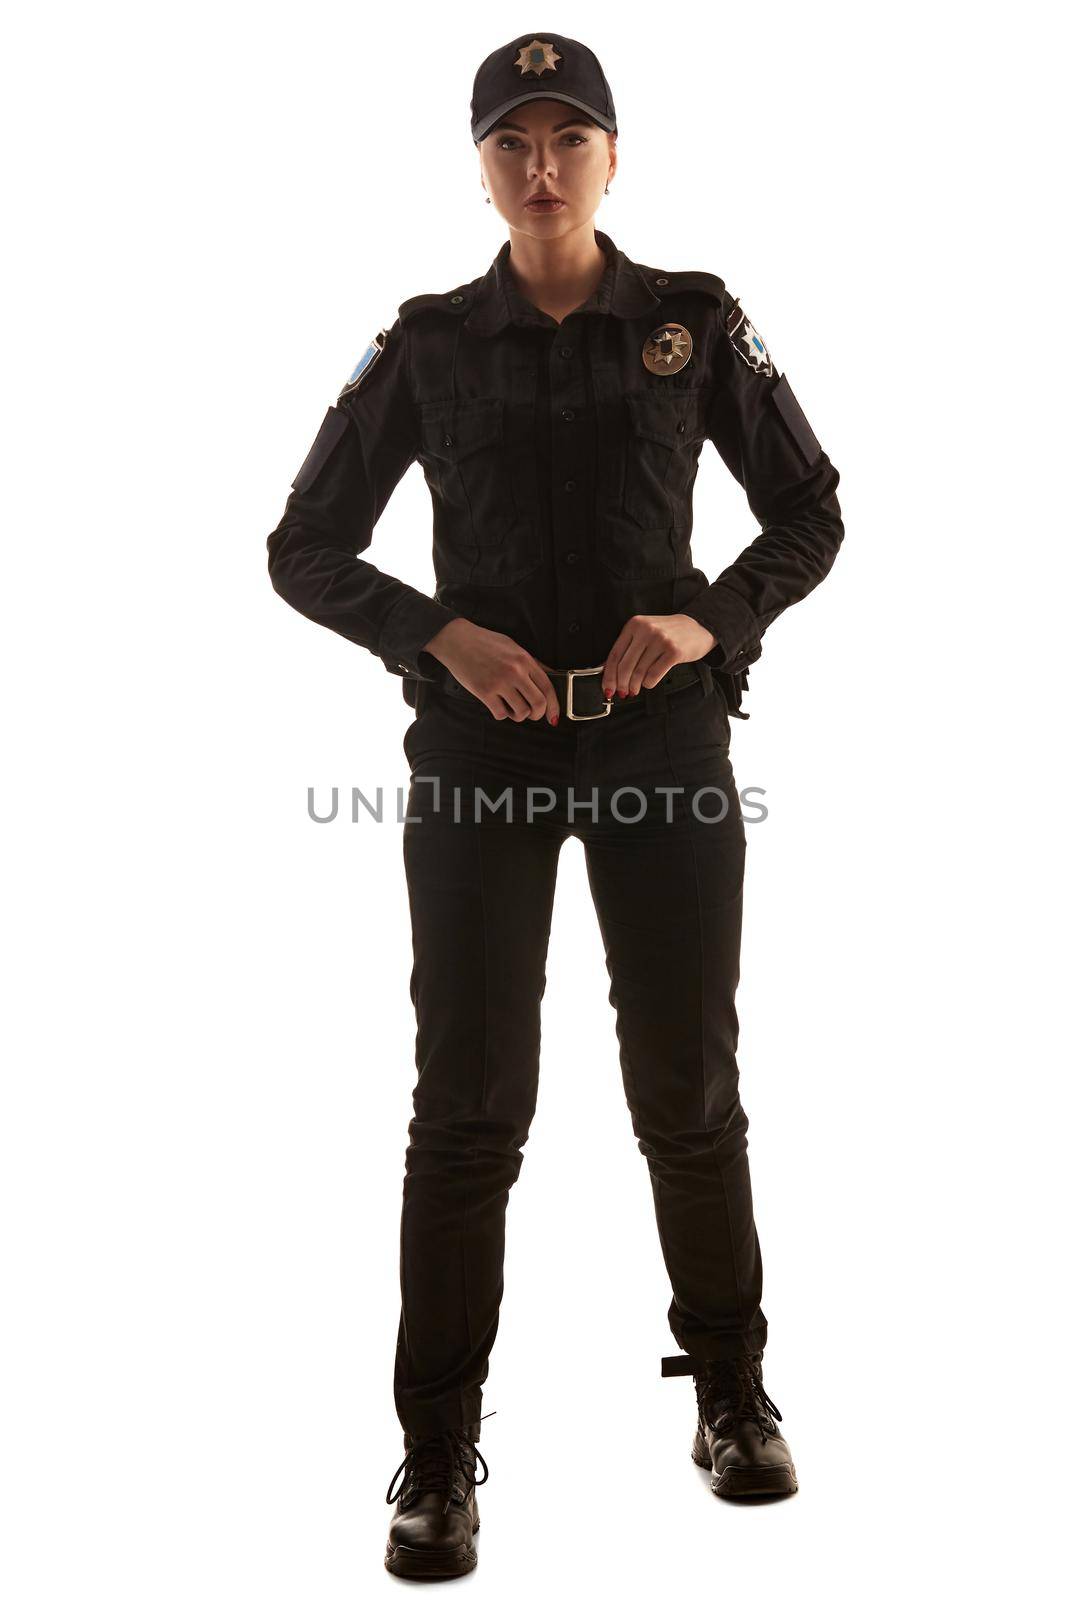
[726, 303, 774, 378]
[338, 328, 388, 399]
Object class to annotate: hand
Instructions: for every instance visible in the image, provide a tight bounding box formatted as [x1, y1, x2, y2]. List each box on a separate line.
[424, 618, 562, 723]
[601, 614, 717, 699]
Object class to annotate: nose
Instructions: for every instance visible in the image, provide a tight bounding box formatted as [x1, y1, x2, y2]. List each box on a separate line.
[526, 143, 558, 180]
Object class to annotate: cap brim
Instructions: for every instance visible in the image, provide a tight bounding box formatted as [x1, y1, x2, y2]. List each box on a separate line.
[473, 91, 616, 144]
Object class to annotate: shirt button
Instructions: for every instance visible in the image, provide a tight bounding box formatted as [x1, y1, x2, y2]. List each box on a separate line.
[563, 479, 577, 492]
[565, 551, 579, 564]
[676, 420, 686, 433]
[558, 346, 573, 359]
[560, 408, 575, 421]
[567, 621, 581, 634]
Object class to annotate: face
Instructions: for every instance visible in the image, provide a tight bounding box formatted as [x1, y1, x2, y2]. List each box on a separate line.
[479, 97, 618, 238]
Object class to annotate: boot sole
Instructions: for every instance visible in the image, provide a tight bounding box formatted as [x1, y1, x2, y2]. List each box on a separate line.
[384, 1522, 480, 1581]
[692, 1437, 798, 1498]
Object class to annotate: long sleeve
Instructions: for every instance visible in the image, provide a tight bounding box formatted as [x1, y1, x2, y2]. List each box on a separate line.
[266, 316, 463, 680]
[679, 293, 844, 674]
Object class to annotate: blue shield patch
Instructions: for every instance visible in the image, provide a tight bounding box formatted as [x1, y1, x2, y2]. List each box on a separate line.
[338, 328, 388, 399]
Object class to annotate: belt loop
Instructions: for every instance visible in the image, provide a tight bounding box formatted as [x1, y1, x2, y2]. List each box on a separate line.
[696, 661, 713, 699]
[415, 678, 429, 715]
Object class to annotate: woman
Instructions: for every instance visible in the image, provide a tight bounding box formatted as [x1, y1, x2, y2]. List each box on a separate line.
[267, 32, 843, 1581]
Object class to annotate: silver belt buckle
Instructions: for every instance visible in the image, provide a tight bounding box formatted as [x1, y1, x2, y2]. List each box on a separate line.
[564, 665, 612, 721]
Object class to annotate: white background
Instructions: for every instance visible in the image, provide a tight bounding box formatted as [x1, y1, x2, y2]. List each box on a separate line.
[3, 3, 1063, 1595]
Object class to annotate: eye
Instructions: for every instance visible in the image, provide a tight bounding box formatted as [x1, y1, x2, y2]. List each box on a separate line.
[494, 132, 589, 150]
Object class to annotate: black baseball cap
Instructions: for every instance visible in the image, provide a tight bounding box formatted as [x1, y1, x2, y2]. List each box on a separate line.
[471, 34, 617, 146]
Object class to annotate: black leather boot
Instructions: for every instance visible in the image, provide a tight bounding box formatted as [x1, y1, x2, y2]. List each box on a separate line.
[664, 1352, 798, 1498]
[384, 1426, 487, 1580]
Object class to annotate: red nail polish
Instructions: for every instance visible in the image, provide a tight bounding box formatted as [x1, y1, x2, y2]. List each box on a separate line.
[549, 714, 558, 725]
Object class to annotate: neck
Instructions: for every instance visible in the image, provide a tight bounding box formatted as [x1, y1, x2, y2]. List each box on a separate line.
[504, 223, 608, 320]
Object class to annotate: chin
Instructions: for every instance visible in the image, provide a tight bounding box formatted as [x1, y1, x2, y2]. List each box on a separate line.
[514, 208, 584, 237]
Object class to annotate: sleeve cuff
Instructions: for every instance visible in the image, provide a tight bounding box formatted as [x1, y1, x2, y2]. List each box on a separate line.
[677, 583, 760, 670]
[378, 589, 463, 681]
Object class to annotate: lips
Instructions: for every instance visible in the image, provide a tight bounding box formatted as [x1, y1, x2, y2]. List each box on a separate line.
[525, 195, 565, 210]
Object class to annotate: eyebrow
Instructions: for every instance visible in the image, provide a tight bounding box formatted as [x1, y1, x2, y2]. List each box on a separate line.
[492, 116, 595, 133]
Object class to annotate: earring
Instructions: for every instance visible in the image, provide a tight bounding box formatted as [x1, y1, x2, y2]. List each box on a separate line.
[484, 195, 491, 203]
[604, 183, 611, 195]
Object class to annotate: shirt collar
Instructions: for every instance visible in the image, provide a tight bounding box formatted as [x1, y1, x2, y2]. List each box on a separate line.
[464, 228, 661, 336]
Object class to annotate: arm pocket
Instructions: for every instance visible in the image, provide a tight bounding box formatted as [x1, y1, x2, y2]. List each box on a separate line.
[291, 406, 350, 494]
[771, 376, 823, 466]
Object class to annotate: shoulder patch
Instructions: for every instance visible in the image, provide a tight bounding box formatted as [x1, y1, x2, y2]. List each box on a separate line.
[725, 300, 775, 378]
[639, 268, 726, 304]
[398, 287, 476, 326]
[337, 328, 389, 401]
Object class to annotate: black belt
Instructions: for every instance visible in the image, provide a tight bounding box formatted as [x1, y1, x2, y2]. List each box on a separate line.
[437, 660, 708, 720]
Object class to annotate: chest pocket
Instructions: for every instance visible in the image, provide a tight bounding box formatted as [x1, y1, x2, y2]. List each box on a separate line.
[621, 387, 707, 533]
[418, 398, 541, 586]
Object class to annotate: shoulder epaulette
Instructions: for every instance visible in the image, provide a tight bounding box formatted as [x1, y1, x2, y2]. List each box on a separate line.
[642, 268, 727, 304]
[398, 285, 478, 326]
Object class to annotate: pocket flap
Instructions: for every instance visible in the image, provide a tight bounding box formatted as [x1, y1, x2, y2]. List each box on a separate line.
[419, 397, 504, 462]
[624, 388, 706, 448]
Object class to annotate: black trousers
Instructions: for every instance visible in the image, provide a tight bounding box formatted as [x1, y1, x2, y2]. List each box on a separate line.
[394, 665, 767, 1443]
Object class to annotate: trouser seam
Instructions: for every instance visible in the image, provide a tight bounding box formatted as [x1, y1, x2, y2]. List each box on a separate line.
[663, 704, 747, 1332]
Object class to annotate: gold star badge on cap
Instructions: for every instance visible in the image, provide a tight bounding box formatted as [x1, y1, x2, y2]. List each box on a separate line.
[642, 323, 693, 376]
[514, 39, 562, 76]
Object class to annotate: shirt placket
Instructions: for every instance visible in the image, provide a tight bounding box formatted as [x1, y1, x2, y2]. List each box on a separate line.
[546, 316, 594, 667]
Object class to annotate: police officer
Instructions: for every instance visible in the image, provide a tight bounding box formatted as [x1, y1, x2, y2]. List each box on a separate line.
[268, 32, 843, 1579]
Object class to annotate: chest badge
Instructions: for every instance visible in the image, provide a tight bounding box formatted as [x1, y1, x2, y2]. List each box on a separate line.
[642, 323, 693, 376]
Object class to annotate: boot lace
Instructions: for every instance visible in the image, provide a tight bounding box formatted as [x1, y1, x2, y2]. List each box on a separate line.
[385, 1423, 491, 1514]
[695, 1355, 783, 1445]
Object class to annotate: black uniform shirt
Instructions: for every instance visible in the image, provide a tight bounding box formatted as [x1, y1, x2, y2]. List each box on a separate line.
[267, 228, 843, 716]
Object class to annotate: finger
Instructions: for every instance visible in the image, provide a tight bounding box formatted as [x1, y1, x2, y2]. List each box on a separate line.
[488, 693, 523, 721]
[601, 628, 635, 698]
[639, 645, 675, 691]
[500, 684, 536, 721]
[615, 631, 646, 698]
[527, 663, 560, 724]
